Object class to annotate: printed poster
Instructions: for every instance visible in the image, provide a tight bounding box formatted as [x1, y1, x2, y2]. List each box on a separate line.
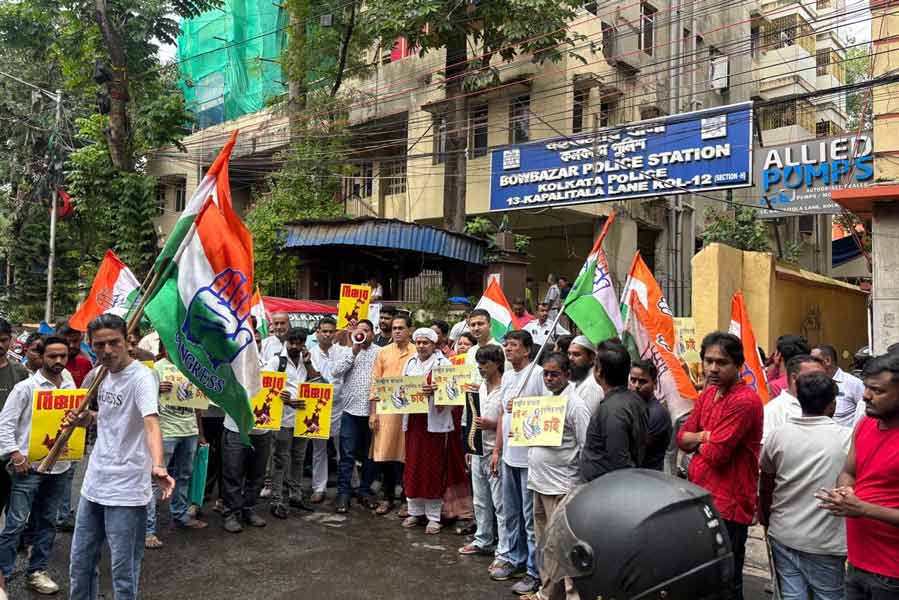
[28, 389, 87, 462]
[450, 354, 467, 366]
[250, 371, 285, 430]
[462, 391, 483, 455]
[433, 363, 474, 406]
[509, 395, 569, 447]
[294, 382, 334, 439]
[337, 283, 371, 329]
[674, 317, 701, 382]
[158, 363, 209, 410]
[373, 376, 428, 414]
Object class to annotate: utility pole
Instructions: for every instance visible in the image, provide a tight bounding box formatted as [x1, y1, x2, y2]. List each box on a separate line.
[44, 89, 62, 324]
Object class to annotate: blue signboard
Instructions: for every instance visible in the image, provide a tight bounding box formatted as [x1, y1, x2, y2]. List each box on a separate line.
[489, 102, 753, 212]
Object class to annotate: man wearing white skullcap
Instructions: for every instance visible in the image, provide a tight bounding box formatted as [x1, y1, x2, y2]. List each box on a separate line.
[567, 335, 604, 415]
[401, 328, 452, 533]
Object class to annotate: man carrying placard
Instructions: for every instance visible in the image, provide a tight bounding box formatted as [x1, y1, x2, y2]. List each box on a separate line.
[0, 335, 75, 596]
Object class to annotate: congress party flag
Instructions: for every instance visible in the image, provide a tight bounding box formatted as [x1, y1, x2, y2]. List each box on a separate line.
[250, 287, 269, 338]
[144, 132, 261, 440]
[728, 291, 771, 404]
[474, 278, 515, 341]
[620, 251, 675, 349]
[623, 291, 697, 423]
[563, 213, 622, 343]
[69, 250, 141, 331]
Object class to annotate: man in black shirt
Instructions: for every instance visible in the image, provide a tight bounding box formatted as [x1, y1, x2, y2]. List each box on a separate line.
[628, 359, 672, 471]
[0, 317, 29, 517]
[580, 341, 648, 482]
[373, 306, 396, 347]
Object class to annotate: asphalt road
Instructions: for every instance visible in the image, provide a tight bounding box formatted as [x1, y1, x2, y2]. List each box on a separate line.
[7, 491, 772, 599]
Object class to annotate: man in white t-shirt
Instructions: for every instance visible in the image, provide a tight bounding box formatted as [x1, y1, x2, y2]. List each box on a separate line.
[491, 330, 545, 595]
[66, 314, 173, 600]
[811, 345, 866, 428]
[523, 303, 568, 348]
[763, 354, 827, 445]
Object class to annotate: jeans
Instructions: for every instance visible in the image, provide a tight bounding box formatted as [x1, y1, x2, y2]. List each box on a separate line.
[221, 430, 271, 516]
[337, 413, 376, 500]
[0, 469, 67, 577]
[200, 416, 224, 502]
[54, 466, 77, 524]
[845, 564, 899, 600]
[502, 462, 537, 577]
[271, 427, 310, 504]
[0, 463, 9, 517]
[312, 425, 340, 493]
[147, 435, 197, 534]
[69, 497, 147, 600]
[769, 538, 844, 600]
[724, 520, 749, 600]
[471, 453, 509, 560]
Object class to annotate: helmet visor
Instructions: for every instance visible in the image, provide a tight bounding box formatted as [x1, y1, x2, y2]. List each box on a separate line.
[542, 484, 595, 583]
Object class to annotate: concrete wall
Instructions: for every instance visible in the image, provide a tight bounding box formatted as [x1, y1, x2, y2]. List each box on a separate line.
[692, 243, 867, 365]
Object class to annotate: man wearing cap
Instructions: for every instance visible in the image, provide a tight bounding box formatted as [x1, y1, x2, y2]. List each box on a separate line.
[567, 336, 604, 415]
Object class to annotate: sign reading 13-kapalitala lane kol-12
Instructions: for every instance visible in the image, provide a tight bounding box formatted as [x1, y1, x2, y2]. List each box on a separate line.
[489, 102, 753, 212]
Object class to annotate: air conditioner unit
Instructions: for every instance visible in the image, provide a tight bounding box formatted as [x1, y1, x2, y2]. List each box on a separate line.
[710, 55, 729, 91]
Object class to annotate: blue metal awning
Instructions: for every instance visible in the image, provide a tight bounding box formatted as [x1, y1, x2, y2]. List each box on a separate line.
[284, 218, 487, 265]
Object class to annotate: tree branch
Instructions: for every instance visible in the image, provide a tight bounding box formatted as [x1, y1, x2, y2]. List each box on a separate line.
[330, 0, 357, 97]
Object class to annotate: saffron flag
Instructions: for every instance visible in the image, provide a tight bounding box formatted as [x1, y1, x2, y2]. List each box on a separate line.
[624, 292, 697, 423]
[563, 213, 622, 344]
[250, 287, 269, 338]
[69, 250, 141, 331]
[619, 251, 675, 349]
[474, 278, 515, 341]
[728, 291, 771, 404]
[144, 132, 261, 440]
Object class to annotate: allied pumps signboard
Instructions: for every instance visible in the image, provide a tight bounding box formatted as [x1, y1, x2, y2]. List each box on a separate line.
[755, 133, 873, 218]
[488, 102, 753, 212]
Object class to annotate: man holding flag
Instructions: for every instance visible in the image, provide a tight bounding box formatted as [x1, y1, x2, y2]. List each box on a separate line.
[677, 332, 763, 600]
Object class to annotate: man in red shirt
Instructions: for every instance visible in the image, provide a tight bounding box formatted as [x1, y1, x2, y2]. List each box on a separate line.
[677, 332, 763, 600]
[57, 321, 93, 387]
[817, 353, 899, 599]
[767, 334, 811, 398]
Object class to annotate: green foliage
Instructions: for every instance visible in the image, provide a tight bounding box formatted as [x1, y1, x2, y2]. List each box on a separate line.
[464, 216, 494, 238]
[246, 111, 348, 289]
[700, 206, 770, 253]
[514, 234, 531, 252]
[845, 43, 872, 132]
[414, 285, 451, 326]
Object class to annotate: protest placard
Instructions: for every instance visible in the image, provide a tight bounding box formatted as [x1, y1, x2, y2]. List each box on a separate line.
[28, 389, 87, 462]
[294, 382, 334, 439]
[509, 395, 569, 447]
[250, 371, 285, 430]
[158, 363, 209, 410]
[337, 284, 371, 329]
[373, 375, 428, 414]
[433, 363, 473, 406]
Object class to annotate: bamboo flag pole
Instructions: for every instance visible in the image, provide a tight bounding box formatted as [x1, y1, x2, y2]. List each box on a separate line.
[37, 266, 162, 473]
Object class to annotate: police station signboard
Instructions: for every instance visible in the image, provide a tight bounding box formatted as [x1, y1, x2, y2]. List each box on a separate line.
[754, 133, 873, 218]
[489, 102, 753, 212]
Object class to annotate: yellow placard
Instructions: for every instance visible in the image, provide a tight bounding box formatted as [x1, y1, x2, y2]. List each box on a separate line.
[509, 395, 569, 447]
[337, 283, 372, 329]
[158, 364, 209, 410]
[433, 364, 473, 406]
[450, 354, 467, 366]
[674, 317, 701, 382]
[250, 371, 285, 430]
[28, 389, 87, 462]
[293, 382, 334, 439]
[373, 376, 429, 414]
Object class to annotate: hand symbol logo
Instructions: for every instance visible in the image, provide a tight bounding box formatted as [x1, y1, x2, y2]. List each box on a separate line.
[182, 268, 254, 368]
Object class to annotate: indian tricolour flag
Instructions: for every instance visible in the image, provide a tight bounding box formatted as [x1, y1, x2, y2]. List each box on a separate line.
[250, 287, 269, 338]
[475, 278, 515, 340]
[144, 132, 260, 439]
[69, 250, 141, 331]
[563, 213, 623, 343]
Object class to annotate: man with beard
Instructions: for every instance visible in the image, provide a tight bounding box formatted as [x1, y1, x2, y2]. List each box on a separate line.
[567, 336, 604, 415]
[374, 307, 397, 347]
[0, 336, 75, 596]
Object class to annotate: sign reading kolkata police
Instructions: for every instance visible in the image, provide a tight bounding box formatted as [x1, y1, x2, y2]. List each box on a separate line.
[755, 133, 873, 218]
[489, 102, 753, 211]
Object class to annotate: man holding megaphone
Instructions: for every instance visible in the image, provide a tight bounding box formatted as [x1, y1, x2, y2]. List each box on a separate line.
[334, 320, 382, 514]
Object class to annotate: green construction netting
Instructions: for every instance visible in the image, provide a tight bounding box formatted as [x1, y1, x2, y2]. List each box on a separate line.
[177, 0, 288, 128]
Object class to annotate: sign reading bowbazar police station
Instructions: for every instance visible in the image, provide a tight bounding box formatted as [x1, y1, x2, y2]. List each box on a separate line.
[489, 102, 753, 211]
[755, 133, 873, 218]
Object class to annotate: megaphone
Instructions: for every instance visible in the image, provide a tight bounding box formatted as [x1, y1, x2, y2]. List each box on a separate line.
[352, 331, 366, 344]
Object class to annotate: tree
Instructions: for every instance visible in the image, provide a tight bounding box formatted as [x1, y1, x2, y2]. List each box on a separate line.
[845, 42, 872, 132]
[700, 206, 770, 253]
[363, 0, 585, 231]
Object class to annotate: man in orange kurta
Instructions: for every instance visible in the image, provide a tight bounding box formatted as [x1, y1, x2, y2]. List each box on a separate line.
[368, 314, 415, 513]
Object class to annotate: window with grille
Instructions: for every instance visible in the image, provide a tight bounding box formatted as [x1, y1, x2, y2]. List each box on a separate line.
[572, 88, 588, 134]
[381, 160, 407, 196]
[175, 183, 186, 212]
[433, 114, 448, 165]
[640, 2, 657, 55]
[509, 95, 530, 144]
[155, 185, 166, 215]
[469, 103, 489, 158]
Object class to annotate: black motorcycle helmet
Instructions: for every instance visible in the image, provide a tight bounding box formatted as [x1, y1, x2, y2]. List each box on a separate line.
[542, 469, 734, 600]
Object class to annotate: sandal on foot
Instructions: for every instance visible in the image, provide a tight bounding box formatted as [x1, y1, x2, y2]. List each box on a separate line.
[425, 521, 442, 535]
[375, 501, 395, 515]
[144, 534, 163, 549]
[401, 516, 425, 528]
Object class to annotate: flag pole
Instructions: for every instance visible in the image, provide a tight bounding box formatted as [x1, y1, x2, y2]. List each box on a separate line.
[37, 267, 165, 473]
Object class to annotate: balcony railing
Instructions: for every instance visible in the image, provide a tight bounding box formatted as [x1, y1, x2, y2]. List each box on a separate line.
[761, 13, 816, 57]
